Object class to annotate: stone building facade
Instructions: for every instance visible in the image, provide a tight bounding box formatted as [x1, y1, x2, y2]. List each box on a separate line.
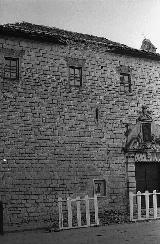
[0, 22, 160, 230]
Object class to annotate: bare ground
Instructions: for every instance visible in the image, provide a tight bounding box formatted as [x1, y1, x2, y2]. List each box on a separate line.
[1, 220, 160, 244]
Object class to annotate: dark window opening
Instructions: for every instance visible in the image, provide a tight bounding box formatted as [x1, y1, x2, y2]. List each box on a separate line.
[4, 57, 19, 80]
[93, 179, 106, 196]
[142, 122, 152, 142]
[69, 66, 82, 86]
[95, 108, 99, 122]
[120, 73, 131, 93]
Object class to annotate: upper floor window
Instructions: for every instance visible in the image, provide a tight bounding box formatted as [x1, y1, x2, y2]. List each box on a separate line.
[4, 57, 19, 80]
[69, 66, 82, 86]
[120, 73, 131, 93]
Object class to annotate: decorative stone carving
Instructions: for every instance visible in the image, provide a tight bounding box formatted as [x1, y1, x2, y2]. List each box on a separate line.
[124, 106, 160, 152]
[141, 39, 157, 53]
[137, 105, 152, 122]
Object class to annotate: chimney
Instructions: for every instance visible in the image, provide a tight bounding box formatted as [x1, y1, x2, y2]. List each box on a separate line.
[141, 38, 157, 53]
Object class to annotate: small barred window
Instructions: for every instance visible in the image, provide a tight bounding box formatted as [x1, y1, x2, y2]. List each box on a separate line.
[93, 179, 106, 196]
[69, 66, 82, 86]
[120, 73, 131, 93]
[4, 57, 19, 80]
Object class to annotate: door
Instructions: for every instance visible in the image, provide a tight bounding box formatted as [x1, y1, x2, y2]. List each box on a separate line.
[135, 162, 160, 207]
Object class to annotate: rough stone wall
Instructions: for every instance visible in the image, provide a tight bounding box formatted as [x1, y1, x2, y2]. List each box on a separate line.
[0, 35, 160, 230]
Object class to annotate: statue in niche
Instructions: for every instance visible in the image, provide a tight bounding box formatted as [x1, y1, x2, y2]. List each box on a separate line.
[137, 105, 152, 123]
[124, 106, 153, 150]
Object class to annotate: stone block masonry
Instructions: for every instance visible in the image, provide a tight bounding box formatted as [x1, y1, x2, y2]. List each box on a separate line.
[0, 33, 160, 230]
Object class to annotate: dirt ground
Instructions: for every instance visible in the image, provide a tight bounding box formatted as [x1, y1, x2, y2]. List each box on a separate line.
[1, 220, 160, 244]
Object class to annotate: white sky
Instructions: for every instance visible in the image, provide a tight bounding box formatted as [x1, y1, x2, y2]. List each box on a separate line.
[0, 0, 160, 52]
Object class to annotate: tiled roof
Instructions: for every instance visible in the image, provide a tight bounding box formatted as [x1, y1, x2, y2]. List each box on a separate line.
[0, 22, 67, 44]
[0, 21, 160, 60]
[0, 21, 125, 46]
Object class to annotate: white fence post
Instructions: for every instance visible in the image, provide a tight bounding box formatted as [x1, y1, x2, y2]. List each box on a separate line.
[67, 197, 72, 228]
[85, 195, 90, 226]
[58, 197, 63, 229]
[129, 190, 160, 222]
[94, 194, 99, 225]
[58, 195, 99, 230]
[153, 190, 157, 219]
[76, 196, 81, 227]
[129, 192, 134, 221]
[137, 191, 142, 220]
[145, 191, 149, 219]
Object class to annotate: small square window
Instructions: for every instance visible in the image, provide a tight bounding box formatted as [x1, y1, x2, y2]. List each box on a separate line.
[120, 73, 131, 93]
[69, 66, 82, 87]
[93, 179, 106, 196]
[4, 57, 19, 80]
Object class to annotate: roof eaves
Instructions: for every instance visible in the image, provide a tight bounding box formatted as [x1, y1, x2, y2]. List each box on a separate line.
[107, 45, 160, 61]
[0, 25, 67, 45]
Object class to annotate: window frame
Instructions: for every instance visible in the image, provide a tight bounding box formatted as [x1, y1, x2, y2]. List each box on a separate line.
[93, 179, 106, 197]
[120, 72, 132, 93]
[69, 66, 82, 87]
[4, 57, 19, 80]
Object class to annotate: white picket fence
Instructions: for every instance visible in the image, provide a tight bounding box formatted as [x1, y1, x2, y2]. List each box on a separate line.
[129, 190, 160, 221]
[58, 195, 99, 230]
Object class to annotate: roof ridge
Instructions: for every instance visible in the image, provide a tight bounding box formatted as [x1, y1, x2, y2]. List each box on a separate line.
[3, 21, 128, 47]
